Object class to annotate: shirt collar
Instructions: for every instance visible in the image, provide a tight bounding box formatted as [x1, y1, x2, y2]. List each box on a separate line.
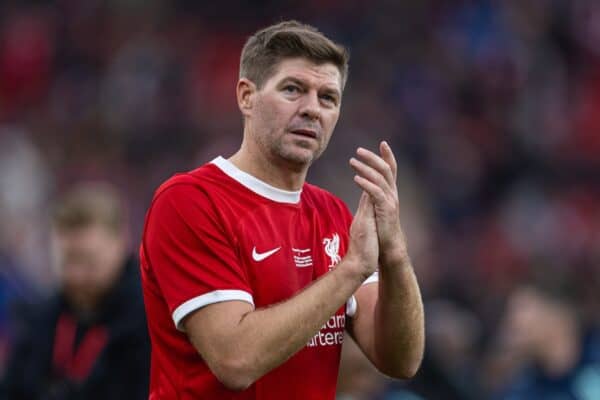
[211, 156, 302, 204]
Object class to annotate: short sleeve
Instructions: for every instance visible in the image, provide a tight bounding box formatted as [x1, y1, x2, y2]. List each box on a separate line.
[143, 183, 253, 330]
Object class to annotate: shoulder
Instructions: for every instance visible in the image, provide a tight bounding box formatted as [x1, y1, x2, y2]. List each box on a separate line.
[10, 295, 61, 339]
[111, 258, 145, 310]
[147, 163, 228, 219]
[494, 366, 540, 400]
[141, 165, 224, 255]
[103, 259, 149, 331]
[142, 162, 241, 252]
[302, 183, 345, 205]
[303, 183, 353, 220]
[153, 163, 220, 202]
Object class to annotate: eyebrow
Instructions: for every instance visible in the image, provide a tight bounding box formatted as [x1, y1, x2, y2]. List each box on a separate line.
[281, 77, 341, 98]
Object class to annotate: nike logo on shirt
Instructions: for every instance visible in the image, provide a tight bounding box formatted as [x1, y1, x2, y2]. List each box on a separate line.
[252, 246, 281, 262]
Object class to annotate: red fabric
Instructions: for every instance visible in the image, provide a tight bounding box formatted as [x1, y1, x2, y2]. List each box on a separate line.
[140, 160, 353, 399]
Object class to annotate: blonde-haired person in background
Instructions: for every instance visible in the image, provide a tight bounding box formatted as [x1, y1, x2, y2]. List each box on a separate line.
[1, 182, 150, 400]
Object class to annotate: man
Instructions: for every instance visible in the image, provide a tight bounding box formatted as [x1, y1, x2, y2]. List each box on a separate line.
[140, 20, 424, 399]
[1, 182, 150, 399]
[491, 283, 600, 400]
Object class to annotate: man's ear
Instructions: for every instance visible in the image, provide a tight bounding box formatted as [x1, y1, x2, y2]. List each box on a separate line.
[237, 78, 257, 117]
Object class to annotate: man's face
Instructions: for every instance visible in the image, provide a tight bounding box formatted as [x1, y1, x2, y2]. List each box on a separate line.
[52, 224, 126, 313]
[502, 287, 577, 356]
[246, 58, 342, 168]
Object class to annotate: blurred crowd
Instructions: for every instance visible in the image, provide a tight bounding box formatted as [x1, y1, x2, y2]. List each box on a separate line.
[0, 0, 599, 399]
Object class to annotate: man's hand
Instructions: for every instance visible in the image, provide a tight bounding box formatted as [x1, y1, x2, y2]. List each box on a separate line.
[346, 192, 379, 280]
[347, 141, 424, 379]
[349, 141, 408, 268]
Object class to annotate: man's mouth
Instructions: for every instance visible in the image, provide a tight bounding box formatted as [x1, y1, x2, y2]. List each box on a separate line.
[290, 129, 318, 139]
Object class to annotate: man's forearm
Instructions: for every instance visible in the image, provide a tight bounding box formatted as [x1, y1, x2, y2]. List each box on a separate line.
[188, 256, 367, 390]
[241, 261, 364, 374]
[348, 142, 425, 378]
[374, 256, 424, 378]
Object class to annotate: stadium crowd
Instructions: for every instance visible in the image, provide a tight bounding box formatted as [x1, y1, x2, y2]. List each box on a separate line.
[0, 0, 599, 398]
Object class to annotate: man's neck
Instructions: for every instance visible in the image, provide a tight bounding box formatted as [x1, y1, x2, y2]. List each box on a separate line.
[67, 295, 100, 322]
[228, 147, 307, 192]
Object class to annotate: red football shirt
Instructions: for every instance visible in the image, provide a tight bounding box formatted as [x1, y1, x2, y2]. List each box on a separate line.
[140, 157, 378, 399]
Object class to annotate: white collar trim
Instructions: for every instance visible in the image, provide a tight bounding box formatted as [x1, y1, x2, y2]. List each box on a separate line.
[211, 156, 302, 204]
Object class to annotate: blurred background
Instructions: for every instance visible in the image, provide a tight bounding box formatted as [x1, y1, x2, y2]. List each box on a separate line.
[0, 0, 599, 399]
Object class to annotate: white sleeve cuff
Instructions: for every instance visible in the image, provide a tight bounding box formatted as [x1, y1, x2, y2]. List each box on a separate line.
[346, 295, 357, 317]
[345, 271, 379, 318]
[364, 271, 379, 285]
[172, 289, 254, 331]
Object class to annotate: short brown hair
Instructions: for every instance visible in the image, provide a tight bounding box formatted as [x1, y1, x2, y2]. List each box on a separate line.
[52, 182, 125, 234]
[240, 20, 349, 90]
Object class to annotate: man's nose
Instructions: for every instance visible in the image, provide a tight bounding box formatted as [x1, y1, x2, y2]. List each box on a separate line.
[299, 91, 321, 121]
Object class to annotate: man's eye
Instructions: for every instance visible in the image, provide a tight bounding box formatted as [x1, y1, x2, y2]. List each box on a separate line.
[320, 94, 337, 105]
[284, 85, 300, 93]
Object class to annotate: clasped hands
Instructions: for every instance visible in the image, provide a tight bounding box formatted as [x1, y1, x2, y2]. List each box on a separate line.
[347, 141, 409, 278]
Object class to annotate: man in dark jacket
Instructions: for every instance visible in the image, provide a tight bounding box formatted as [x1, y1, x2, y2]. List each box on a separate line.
[0, 182, 149, 399]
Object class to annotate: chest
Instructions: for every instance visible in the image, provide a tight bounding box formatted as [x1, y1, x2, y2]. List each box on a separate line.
[234, 206, 348, 308]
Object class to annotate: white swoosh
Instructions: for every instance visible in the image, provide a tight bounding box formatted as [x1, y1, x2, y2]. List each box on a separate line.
[252, 246, 281, 262]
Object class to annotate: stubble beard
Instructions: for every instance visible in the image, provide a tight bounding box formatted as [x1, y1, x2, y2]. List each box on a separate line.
[260, 129, 324, 171]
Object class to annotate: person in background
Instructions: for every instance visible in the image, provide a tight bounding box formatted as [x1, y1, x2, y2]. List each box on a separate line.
[336, 337, 424, 400]
[0, 182, 150, 399]
[397, 299, 484, 400]
[488, 280, 600, 400]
